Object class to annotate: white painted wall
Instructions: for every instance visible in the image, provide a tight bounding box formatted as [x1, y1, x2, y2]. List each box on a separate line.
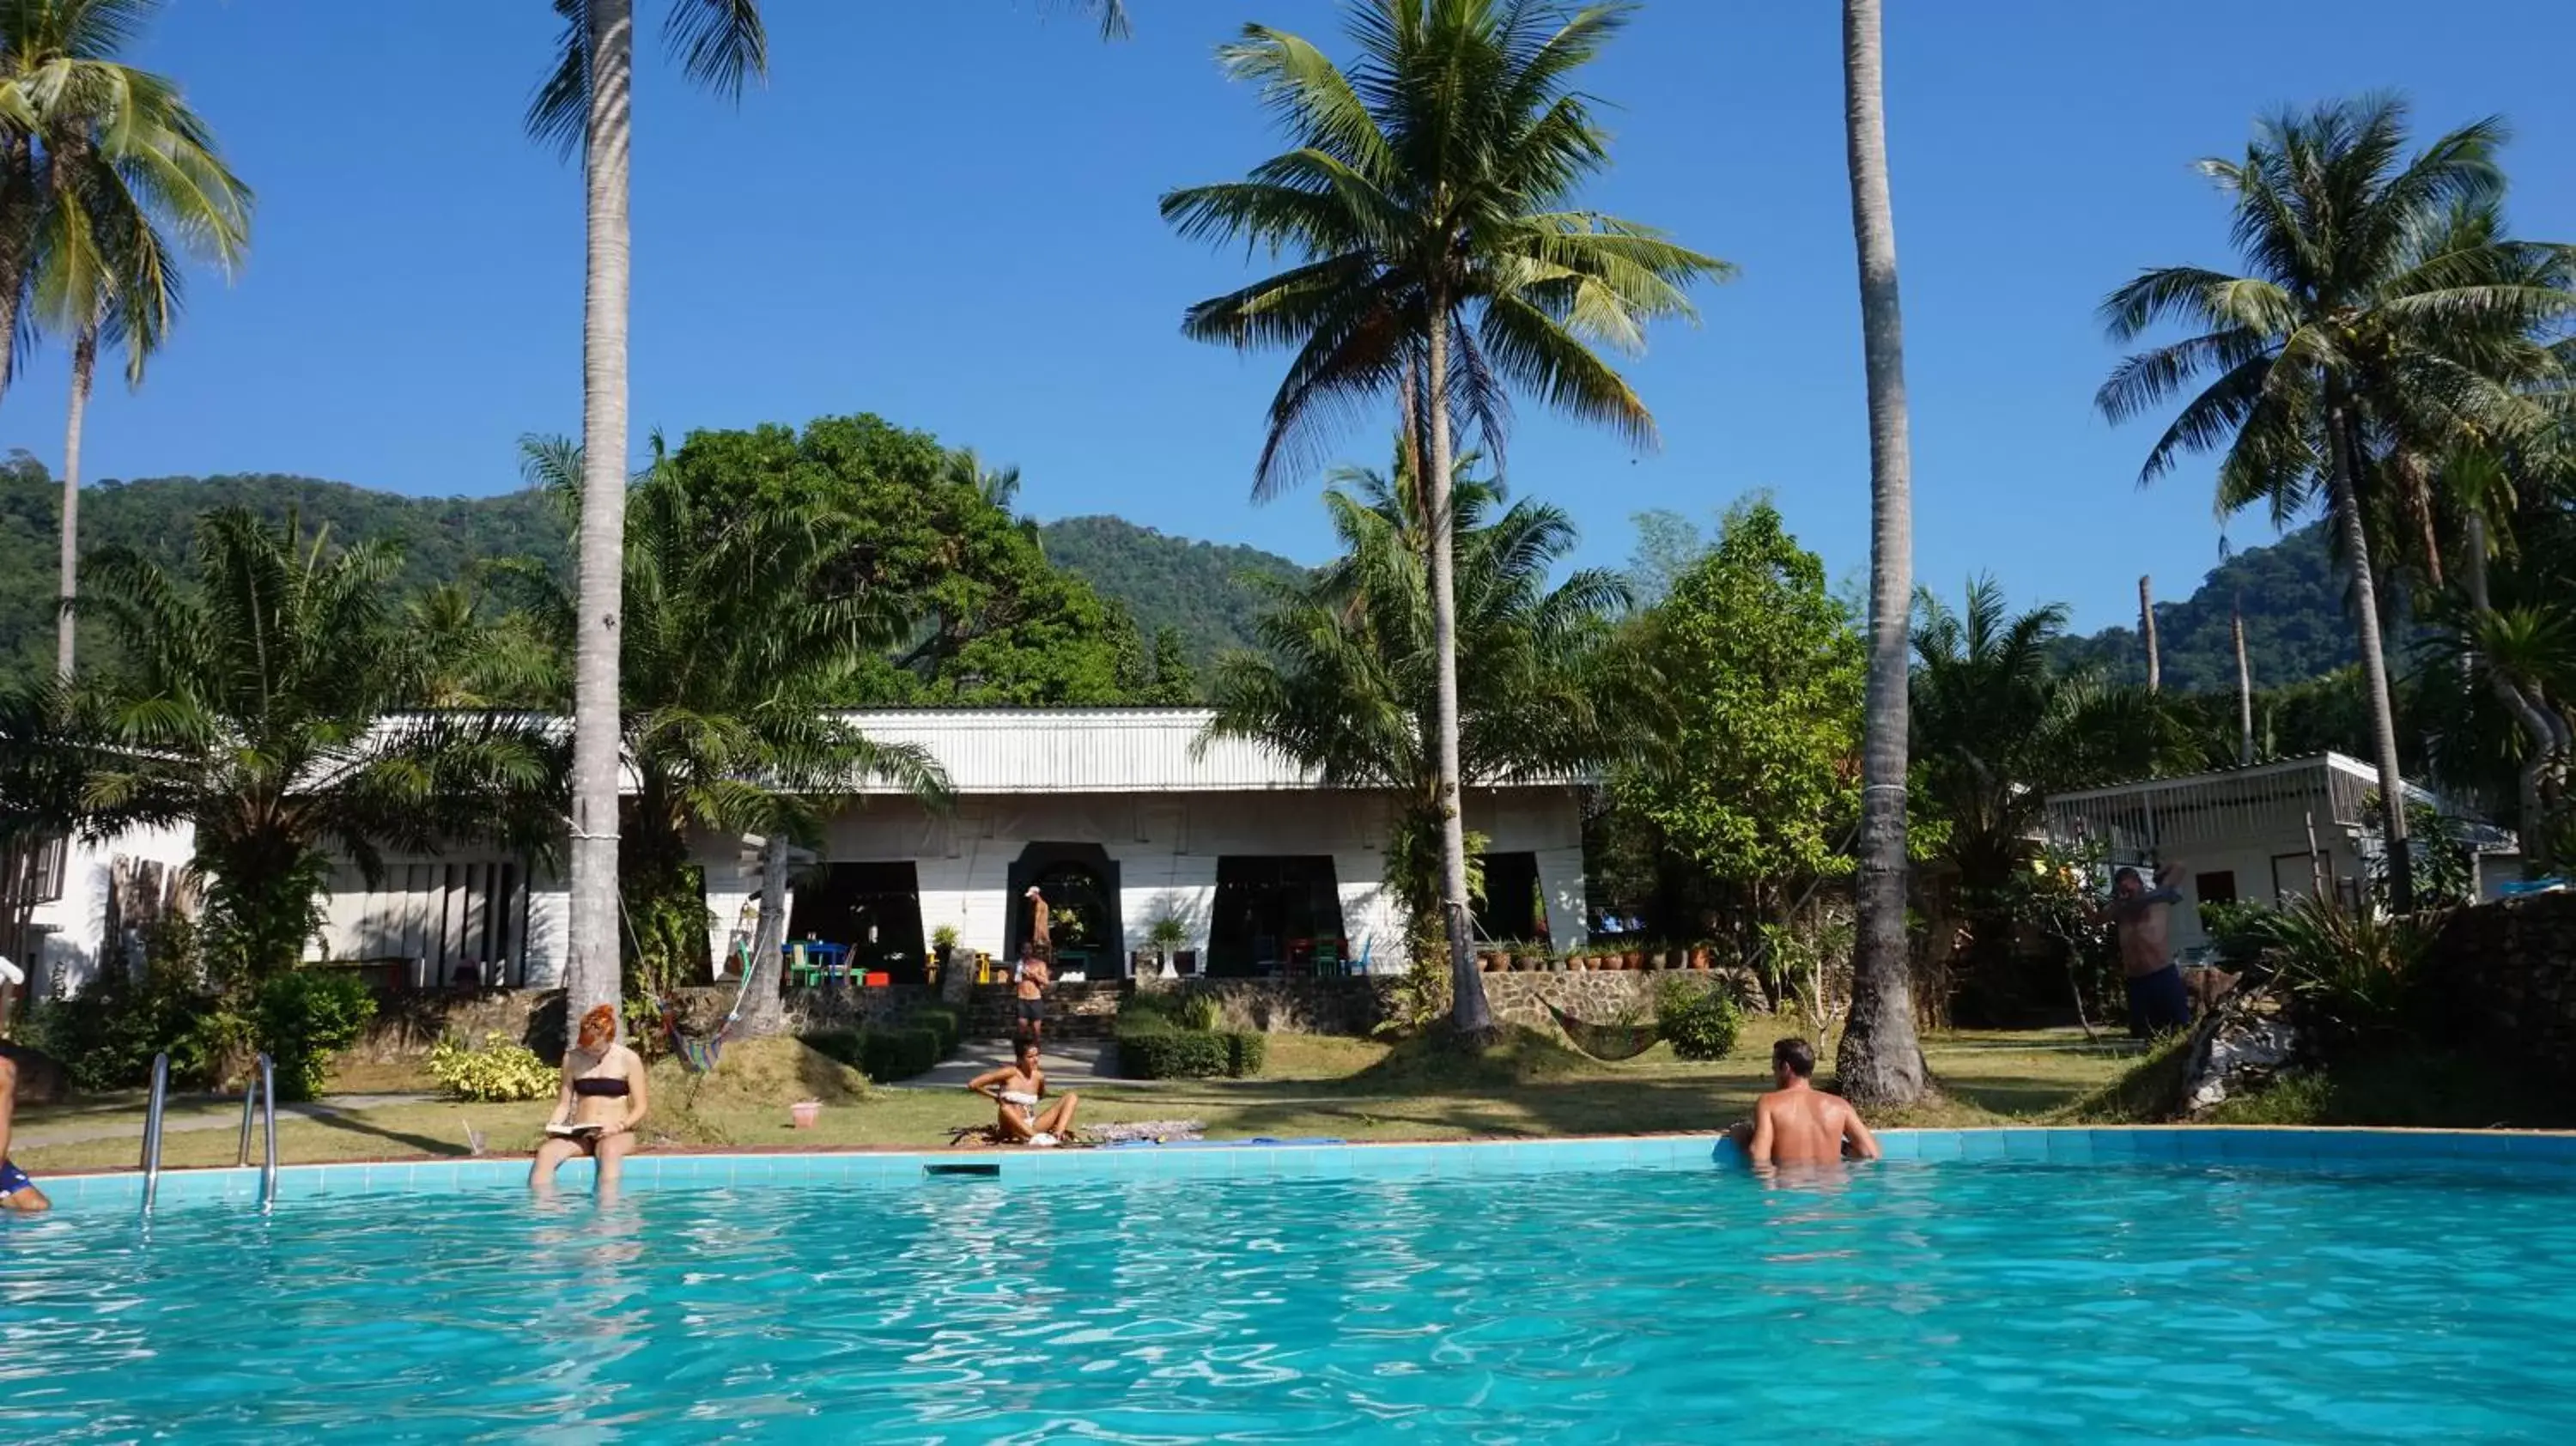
[26, 824, 194, 997]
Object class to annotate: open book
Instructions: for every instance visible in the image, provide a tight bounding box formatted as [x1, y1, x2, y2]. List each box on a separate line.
[545, 1122, 606, 1139]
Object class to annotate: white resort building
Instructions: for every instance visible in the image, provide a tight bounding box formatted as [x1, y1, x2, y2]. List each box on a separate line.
[27, 708, 1591, 996]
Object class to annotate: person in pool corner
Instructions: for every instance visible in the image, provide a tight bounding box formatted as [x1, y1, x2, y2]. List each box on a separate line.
[969, 1035, 1079, 1146]
[1728, 1038, 1880, 1167]
[0, 1054, 48, 1213]
[2102, 862, 2192, 1037]
[532, 1004, 650, 1191]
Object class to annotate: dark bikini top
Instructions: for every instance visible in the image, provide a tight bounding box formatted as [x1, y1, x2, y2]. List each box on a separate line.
[573, 1077, 631, 1098]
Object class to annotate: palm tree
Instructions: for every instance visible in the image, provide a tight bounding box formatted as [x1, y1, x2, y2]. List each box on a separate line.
[1204, 443, 1648, 983]
[2095, 95, 2576, 910]
[70, 508, 563, 985]
[526, 0, 1128, 1037]
[1163, 0, 1726, 1032]
[1837, 0, 1924, 1103]
[506, 438, 949, 1034]
[0, 0, 252, 677]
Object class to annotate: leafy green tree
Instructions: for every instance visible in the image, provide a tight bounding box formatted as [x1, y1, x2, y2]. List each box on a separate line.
[1838, 0, 1927, 1104]
[2095, 94, 2575, 909]
[1205, 446, 1646, 978]
[1618, 498, 1862, 923]
[1, 0, 252, 676]
[1144, 626, 1198, 705]
[1164, 0, 1727, 1032]
[503, 439, 949, 1027]
[68, 508, 562, 986]
[655, 413, 1157, 706]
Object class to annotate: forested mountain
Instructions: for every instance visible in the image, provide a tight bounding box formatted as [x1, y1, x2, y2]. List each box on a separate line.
[5, 453, 2364, 698]
[1036, 515, 1309, 671]
[2050, 522, 2362, 694]
[0, 455, 1309, 686]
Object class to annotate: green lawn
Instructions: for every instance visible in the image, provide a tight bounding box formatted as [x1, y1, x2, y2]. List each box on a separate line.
[11, 1027, 2141, 1176]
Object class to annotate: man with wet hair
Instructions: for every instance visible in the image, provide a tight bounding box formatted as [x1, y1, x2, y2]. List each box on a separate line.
[1729, 1037, 1880, 1166]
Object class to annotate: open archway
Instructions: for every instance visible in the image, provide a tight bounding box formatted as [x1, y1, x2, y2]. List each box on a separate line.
[1005, 841, 1124, 979]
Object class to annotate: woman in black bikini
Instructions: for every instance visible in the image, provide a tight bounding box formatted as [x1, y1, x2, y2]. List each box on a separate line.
[532, 1004, 650, 1191]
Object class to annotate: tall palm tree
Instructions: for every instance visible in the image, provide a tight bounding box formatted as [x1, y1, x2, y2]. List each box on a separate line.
[1204, 446, 1648, 974]
[1836, 0, 1924, 1103]
[1163, 0, 1726, 1032]
[507, 438, 949, 1034]
[526, 0, 1127, 1036]
[2096, 95, 2575, 910]
[0, 0, 252, 677]
[70, 508, 563, 985]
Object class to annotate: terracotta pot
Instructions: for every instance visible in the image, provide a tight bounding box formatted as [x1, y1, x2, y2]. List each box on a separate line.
[1478, 951, 1498, 972]
[1623, 951, 1643, 970]
[790, 1101, 821, 1130]
[1689, 947, 1711, 970]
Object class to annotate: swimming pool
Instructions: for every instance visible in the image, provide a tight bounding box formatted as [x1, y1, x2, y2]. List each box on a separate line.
[6, 1133, 2574, 1441]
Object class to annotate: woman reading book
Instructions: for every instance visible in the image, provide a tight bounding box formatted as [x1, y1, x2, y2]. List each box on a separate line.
[531, 1004, 649, 1191]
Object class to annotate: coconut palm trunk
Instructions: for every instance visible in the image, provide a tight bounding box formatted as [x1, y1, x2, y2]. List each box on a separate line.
[1835, 0, 1927, 1105]
[2233, 598, 2254, 767]
[1423, 304, 1490, 1035]
[2322, 398, 2414, 910]
[55, 325, 95, 677]
[566, 0, 636, 1036]
[2463, 514, 2557, 873]
[738, 833, 792, 1036]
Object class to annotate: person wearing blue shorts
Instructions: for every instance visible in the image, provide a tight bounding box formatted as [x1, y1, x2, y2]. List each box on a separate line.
[0, 1055, 48, 1213]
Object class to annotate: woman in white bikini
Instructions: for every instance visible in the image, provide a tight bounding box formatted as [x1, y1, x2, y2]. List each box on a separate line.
[966, 1036, 1078, 1146]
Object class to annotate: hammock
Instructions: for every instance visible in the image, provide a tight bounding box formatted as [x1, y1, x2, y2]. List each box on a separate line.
[662, 925, 765, 1074]
[1545, 1001, 1660, 1062]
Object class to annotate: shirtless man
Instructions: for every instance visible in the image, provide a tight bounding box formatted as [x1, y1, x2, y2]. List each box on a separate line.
[0, 1055, 49, 1214]
[1730, 1037, 1880, 1167]
[966, 1035, 1078, 1146]
[2101, 863, 2191, 1037]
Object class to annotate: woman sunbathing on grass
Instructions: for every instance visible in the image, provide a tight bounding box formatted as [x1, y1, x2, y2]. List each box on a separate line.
[965, 1036, 1078, 1147]
[531, 1004, 649, 1191]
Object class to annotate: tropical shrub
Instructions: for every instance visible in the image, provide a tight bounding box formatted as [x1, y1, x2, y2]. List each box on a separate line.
[2249, 896, 2440, 1055]
[859, 1028, 942, 1084]
[908, 1006, 963, 1060]
[1176, 992, 1223, 1033]
[428, 1035, 561, 1103]
[801, 1029, 865, 1069]
[1226, 1030, 1267, 1078]
[1116, 1024, 1230, 1080]
[1657, 977, 1744, 1062]
[255, 969, 379, 1101]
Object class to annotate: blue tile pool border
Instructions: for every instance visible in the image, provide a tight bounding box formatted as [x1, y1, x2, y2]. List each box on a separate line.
[32, 1127, 2576, 1212]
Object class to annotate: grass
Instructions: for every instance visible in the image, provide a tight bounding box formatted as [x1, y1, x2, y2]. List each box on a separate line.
[9, 1026, 2139, 1176]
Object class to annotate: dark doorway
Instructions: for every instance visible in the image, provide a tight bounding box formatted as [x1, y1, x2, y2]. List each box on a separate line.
[1005, 842, 1123, 980]
[1473, 852, 1544, 942]
[787, 861, 928, 982]
[1208, 855, 1344, 977]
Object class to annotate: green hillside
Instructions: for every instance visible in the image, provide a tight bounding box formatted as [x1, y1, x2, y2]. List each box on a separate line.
[1, 460, 1310, 684]
[1036, 514, 1309, 672]
[2050, 522, 2361, 693]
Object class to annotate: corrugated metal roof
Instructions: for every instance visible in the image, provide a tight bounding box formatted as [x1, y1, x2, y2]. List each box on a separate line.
[830, 708, 1320, 793]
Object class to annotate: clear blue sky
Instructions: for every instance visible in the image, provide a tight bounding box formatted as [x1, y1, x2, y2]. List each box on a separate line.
[6, 0, 2572, 631]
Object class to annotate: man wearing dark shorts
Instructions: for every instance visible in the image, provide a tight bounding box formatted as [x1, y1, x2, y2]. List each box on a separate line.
[2102, 863, 2191, 1036]
[1017, 945, 1052, 1045]
[0, 1054, 49, 1213]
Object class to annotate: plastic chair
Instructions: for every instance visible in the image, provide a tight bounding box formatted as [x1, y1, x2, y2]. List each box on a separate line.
[1312, 940, 1342, 977]
[784, 940, 822, 988]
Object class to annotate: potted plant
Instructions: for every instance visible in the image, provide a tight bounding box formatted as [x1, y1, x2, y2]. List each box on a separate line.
[1147, 914, 1190, 977]
[932, 923, 960, 969]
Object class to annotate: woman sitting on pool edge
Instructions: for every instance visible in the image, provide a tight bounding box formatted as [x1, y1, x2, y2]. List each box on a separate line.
[531, 1004, 649, 1189]
[966, 1035, 1078, 1146]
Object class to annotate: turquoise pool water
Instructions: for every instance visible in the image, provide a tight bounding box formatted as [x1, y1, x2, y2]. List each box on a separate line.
[6, 1148, 2574, 1441]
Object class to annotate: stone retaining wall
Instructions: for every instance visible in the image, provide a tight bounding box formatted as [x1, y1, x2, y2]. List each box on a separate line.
[2430, 890, 2576, 1079]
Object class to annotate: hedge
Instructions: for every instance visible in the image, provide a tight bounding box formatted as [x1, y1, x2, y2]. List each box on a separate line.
[799, 1025, 945, 1083]
[909, 1006, 963, 1060]
[1117, 1023, 1266, 1080]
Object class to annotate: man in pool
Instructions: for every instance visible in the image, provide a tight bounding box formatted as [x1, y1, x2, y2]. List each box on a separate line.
[1728, 1038, 1880, 1167]
[2102, 861, 2191, 1036]
[0, 1054, 48, 1213]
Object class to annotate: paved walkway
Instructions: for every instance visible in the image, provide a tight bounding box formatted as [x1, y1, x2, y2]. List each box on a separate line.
[14, 1094, 438, 1150]
[899, 1041, 1131, 1090]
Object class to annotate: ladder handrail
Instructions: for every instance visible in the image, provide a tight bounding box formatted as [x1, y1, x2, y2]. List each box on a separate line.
[237, 1053, 279, 1209]
[140, 1051, 170, 1212]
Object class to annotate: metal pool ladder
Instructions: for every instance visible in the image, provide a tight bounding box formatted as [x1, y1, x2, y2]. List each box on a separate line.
[138, 1051, 279, 1214]
[237, 1052, 279, 1210]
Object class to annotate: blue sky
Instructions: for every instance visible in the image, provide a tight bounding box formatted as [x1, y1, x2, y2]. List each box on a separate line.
[5, 0, 2572, 631]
